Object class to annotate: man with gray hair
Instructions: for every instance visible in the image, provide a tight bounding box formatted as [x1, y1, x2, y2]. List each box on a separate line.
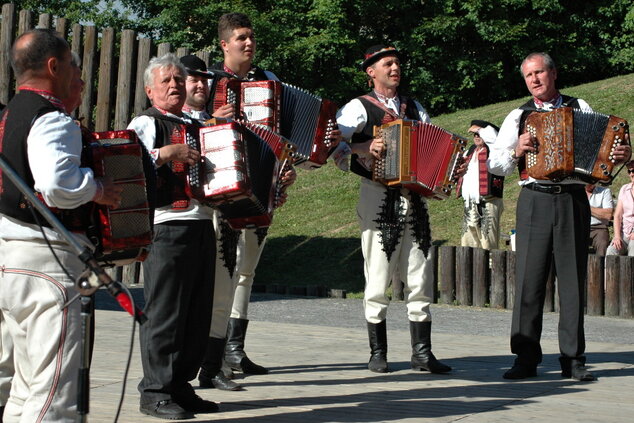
[128, 53, 217, 419]
[0, 28, 120, 421]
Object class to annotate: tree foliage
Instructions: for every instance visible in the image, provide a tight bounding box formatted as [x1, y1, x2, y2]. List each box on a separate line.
[11, 0, 634, 115]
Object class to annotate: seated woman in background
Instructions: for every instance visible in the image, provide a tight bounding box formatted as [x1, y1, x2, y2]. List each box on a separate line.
[607, 160, 634, 256]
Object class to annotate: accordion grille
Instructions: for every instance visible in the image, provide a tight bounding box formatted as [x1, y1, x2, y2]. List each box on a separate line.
[573, 109, 609, 175]
[280, 83, 321, 160]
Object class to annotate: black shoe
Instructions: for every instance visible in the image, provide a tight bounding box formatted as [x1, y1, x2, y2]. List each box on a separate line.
[562, 363, 596, 381]
[411, 351, 452, 374]
[175, 394, 219, 413]
[221, 359, 235, 379]
[199, 370, 243, 391]
[139, 400, 194, 420]
[368, 353, 389, 373]
[503, 363, 537, 380]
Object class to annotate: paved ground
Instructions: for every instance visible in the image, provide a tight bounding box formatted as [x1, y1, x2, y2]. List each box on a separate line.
[88, 290, 634, 422]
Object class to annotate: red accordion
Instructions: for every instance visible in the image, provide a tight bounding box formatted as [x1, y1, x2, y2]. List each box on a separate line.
[211, 79, 337, 169]
[372, 119, 467, 199]
[199, 122, 281, 229]
[83, 130, 154, 264]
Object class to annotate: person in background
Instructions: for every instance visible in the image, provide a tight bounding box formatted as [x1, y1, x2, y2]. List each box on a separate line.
[606, 160, 634, 256]
[585, 184, 614, 256]
[457, 120, 504, 250]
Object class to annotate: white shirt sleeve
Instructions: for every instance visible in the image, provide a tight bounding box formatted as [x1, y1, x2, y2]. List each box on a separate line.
[336, 98, 368, 141]
[487, 108, 524, 177]
[28, 111, 96, 209]
[600, 187, 615, 209]
[128, 115, 159, 164]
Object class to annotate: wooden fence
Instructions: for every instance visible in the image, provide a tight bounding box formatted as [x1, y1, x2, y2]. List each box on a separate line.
[0, 3, 211, 129]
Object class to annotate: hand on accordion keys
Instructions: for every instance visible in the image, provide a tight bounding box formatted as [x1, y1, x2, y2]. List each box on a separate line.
[212, 103, 235, 119]
[156, 143, 201, 167]
[92, 177, 123, 209]
[515, 132, 537, 158]
[612, 135, 632, 164]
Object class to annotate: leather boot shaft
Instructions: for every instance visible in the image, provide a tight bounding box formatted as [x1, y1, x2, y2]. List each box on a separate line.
[410, 321, 451, 374]
[367, 320, 388, 373]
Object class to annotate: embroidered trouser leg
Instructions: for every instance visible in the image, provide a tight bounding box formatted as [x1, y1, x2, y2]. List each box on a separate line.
[357, 179, 433, 324]
[1, 239, 83, 423]
[230, 228, 267, 319]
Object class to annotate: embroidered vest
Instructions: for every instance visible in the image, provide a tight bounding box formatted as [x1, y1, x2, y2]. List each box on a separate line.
[456, 144, 504, 199]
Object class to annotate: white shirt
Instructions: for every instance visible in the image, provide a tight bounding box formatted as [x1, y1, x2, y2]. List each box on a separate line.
[1, 110, 97, 243]
[589, 186, 614, 225]
[488, 98, 592, 185]
[127, 112, 213, 224]
[461, 150, 483, 207]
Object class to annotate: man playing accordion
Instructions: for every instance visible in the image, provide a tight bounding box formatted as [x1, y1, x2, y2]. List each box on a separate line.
[489, 52, 631, 381]
[335, 45, 451, 375]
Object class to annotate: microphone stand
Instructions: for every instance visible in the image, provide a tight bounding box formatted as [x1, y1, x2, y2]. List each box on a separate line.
[0, 154, 146, 422]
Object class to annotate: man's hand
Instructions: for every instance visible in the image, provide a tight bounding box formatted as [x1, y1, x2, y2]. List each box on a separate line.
[613, 135, 632, 164]
[157, 144, 200, 166]
[280, 166, 297, 187]
[515, 132, 536, 158]
[369, 137, 385, 160]
[327, 128, 343, 149]
[94, 177, 123, 209]
[212, 104, 235, 119]
[453, 157, 468, 180]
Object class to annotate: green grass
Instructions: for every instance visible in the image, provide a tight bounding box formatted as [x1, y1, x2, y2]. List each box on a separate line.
[256, 73, 634, 295]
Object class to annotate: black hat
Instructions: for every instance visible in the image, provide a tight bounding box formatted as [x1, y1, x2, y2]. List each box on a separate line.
[179, 55, 214, 78]
[361, 45, 402, 71]
[469, 119, 500, 133]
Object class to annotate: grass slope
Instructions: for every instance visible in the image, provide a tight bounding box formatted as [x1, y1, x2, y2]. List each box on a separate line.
[257, 73, 634, 295]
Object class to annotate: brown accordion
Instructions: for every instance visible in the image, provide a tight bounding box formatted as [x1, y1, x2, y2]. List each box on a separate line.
[198, 121, 281, 229]
[372, 119, 468, 199]
[523, 107, 629, 183]
[211, 79, 337, 169]
[83, 130, 154, 264]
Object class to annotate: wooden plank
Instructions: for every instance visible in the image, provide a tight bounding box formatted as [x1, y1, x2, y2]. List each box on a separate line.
[17, 9, 31, 36]
[114, 29, 135, 130]
[605, 255, 620, 316]
[0, 3, 15, 105]
[196, 50, 210, 66]
[619, 256, 633, 318]
[157, 42, 171, 58]
[472, 248, 488, 307]
[38, 13, 51, 29]
[176, 47, 189, 58]
[55, 17, 68, 38]
[95, 27, 115, 132]
[506, 251, 516, 310]
[586, 254, 604, 316]
[134, 37, 152, 115]
[430, 245, 438, 303]
[70, 23, 82, 58]
[456, 246, 473, 306]
[438, 246, 455, 305]
[490, 249, 506, 308]
[80, 26, 97, 128]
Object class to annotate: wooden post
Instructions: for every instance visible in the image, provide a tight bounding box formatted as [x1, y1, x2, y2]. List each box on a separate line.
[604, 255, 619, 316]
[55, 17, 68, 38]
[114, 29, 135, 130]
[472, 247, 489, 307]
[438, 246, 455, 305]
[456, 246, 473, 306]
[586, 254, 604, 316]
[17, 9, 31, 36]
[80, 26, 97, 128]
[543, 261, 555, 313]
[0, 3, 15, 105]
[38, 13, 51, 29]
[157, 42, 171, 57]
[134, 37, 152, 115]
[176, 47, 189, 58]
[619, 256, 633, 318]
[490, 249, 506, 308]
[506, 251, 516, 310]
[70, 23, 82, 59]
[95, 27, 115, 132]
[430, 245, 439, 303]
[196, 50, 210, 66]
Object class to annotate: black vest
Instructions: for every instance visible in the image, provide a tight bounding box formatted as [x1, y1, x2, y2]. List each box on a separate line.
[137, 107, 202, 208]
[0, 91, 63, 225]
[350, 92, 420, 179]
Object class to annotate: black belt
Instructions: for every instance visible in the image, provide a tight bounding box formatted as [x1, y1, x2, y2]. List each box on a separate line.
[523, 183, 584, 194]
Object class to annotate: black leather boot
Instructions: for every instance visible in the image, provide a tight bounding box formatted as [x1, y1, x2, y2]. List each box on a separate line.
[225, 318, 268, 375]
[198, 337, 242, 391]
[410, 321, 451, 374]
[367, 320, 388, 373]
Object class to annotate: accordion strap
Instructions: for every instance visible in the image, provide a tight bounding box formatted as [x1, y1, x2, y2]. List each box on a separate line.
[360, 95, 408, 120]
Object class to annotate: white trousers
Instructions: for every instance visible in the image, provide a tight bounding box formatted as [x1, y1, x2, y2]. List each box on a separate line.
[357, 179, 433, 324]
[0, 293, 13, 407]
[0, 239, 83, 423]
[606, 233, 634, 256]
[231, 228, 267, 319]
[460, 197, 504, 250]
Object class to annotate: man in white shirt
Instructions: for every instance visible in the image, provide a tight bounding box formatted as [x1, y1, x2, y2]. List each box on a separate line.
[585, 184, 613, 256]
[0, 29, 120, 422]
[489, 52, 631, 382]
[128, 53, 218, 419]
[335, 45, 451, 375]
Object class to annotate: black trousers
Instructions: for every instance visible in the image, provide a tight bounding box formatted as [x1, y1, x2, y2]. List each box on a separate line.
[138, 219, 215, 403]
[511, 186, 590, 367]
